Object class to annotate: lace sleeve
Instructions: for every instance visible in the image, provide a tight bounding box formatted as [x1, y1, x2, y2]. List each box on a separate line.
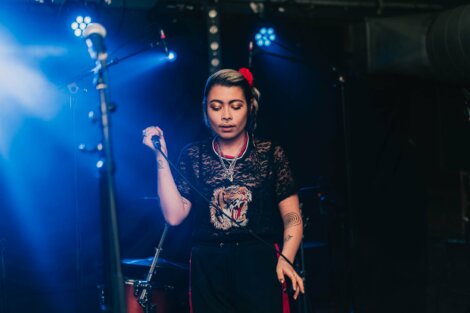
[273, 144, 297, 203]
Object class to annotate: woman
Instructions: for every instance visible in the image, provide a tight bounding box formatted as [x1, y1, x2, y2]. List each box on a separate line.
[142, 68, 304, 313]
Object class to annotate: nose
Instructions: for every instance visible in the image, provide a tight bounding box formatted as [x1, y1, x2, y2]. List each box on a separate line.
[221, 106, 232, 121]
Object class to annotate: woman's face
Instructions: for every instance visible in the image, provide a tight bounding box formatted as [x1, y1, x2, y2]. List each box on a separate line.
[206, 85, 249, 141]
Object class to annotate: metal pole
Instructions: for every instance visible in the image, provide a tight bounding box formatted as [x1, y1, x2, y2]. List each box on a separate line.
[94, 62, 127, 313]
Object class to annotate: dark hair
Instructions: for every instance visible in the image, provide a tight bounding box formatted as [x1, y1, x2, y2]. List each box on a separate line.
[202, 69, 260, 133]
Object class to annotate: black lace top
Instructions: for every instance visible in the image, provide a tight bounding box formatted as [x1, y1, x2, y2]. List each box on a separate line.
[175, 136, 297, 243]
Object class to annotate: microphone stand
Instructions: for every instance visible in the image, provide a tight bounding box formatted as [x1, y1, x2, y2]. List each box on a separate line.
[133, 223, 170, 313]
[91, 44, 127, 313]
[79, 28, 167, 313]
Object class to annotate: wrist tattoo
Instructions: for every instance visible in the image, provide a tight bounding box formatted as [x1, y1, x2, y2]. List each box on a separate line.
[283, 212, 302, 229]
[284, 234, 293, 243]
[157, 160, 165, 169]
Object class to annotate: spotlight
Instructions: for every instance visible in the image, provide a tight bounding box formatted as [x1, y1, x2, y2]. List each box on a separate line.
[167, 51, 176, 61]
[71, 15, 92, 37]
[255, 27, 276, 47]
[206, 4, 221, 73]
[96, 159, 104, 169]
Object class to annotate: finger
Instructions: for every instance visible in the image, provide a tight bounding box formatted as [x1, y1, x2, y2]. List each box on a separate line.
[292, 274, 303, 299]
[289, 271, 298, 286]
[299, 278, 305, 294]
[292, 275, 299, 293]
[293, 284, 300, 300]
[276, 268, 285, 284]
[154, 126, 164, 137]
[142, 127, 160, 149]
[142, 126, 160, 137]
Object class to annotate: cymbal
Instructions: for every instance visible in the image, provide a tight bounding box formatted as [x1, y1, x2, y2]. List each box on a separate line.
[121, 257, 188, 270]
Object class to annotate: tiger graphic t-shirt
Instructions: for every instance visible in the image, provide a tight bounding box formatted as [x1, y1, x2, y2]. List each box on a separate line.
[175, 137, 296, 243]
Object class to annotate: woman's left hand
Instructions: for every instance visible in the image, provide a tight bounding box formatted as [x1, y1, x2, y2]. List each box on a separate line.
[276, 257, 305, 300]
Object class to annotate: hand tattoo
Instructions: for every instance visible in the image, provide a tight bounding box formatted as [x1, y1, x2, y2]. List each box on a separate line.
[157, 159, 165, 169]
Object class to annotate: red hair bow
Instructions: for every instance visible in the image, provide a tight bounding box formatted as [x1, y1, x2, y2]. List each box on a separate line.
[239, 67, 254, 87]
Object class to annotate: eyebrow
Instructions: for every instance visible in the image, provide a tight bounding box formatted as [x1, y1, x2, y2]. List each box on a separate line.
[208, 99, 245, 104]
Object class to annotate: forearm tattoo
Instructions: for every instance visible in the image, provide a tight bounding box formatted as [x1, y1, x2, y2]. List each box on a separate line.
[284, 234, 293, 243]
[157, 159, 165, 169]
[283, 212, 302, 229]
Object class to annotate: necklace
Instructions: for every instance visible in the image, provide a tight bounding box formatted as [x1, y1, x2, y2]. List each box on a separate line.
[214, 134, 248, 182]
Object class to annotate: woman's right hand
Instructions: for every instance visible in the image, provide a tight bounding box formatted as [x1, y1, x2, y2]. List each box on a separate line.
[142, 126, 168, 156]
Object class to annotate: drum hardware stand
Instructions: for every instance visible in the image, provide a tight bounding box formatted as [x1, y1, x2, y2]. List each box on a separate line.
[135, 223, 170, 313]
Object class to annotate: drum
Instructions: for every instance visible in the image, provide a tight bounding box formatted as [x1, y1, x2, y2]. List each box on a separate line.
[125, 279, 169, 313]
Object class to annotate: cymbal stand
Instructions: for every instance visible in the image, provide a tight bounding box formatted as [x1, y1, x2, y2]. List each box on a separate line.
[136, 223, 170, 313]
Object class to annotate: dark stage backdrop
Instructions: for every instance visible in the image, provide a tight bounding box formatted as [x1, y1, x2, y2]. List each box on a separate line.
[1, 3, 467, 313]
[0, 4, 345, 313]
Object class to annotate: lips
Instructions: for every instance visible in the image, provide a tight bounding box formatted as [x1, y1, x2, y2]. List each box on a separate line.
[219, 125, 235, 131]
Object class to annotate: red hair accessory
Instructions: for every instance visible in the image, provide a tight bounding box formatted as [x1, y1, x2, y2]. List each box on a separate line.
[238, 67, 254, 87]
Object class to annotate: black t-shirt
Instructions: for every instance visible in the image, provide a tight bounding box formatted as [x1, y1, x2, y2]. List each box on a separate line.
[175, 136, 296, 243]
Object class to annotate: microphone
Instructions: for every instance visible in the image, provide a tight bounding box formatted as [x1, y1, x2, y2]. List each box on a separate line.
[83, 23, 108, 61]
[160, 29, 169, 56]
[151, 135, 161, 150]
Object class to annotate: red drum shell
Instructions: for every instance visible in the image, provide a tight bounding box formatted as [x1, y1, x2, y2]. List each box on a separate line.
[125, 280, 169, 313]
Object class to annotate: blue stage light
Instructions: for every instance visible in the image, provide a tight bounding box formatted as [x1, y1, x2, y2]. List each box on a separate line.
[167, 51, 177, 61]
[71, 15, 92, 37]
[255, 27, 276, 47]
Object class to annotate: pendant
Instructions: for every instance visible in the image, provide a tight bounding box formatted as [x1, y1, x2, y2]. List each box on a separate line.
[223, 169, 234, 182]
